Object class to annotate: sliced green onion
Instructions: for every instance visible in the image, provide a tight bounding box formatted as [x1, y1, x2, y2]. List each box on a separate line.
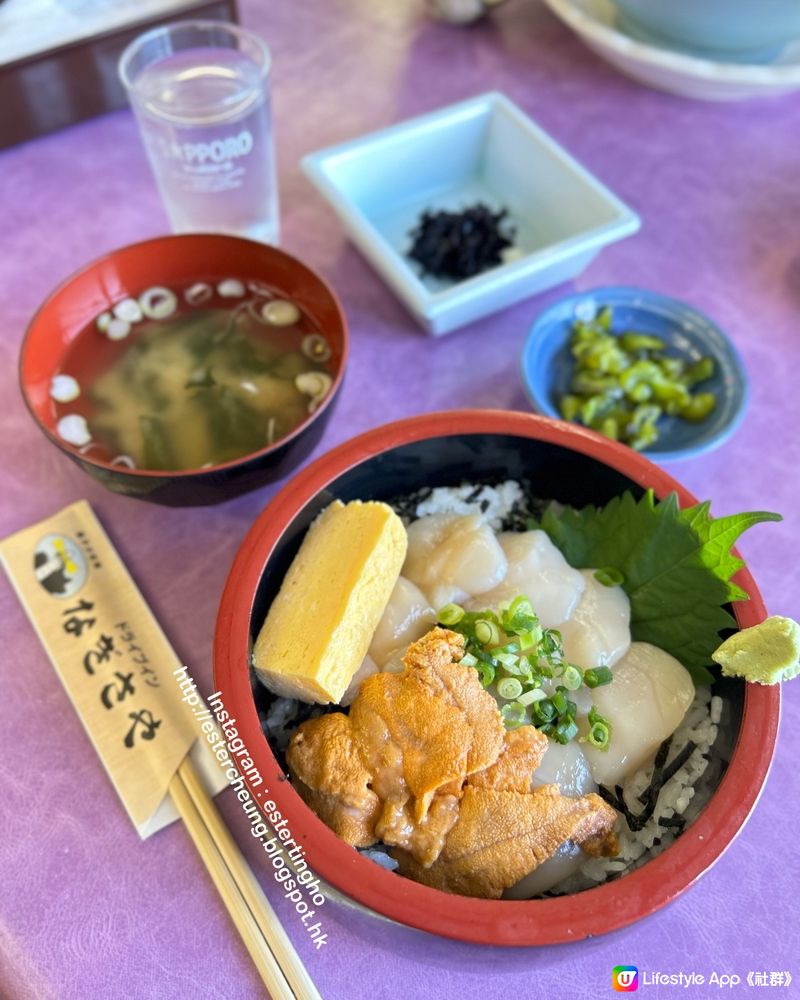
[438, 602, 465, 626]
[515, 627, 542, 651]
[593, 567, 624, 588]
[476, 662, 495, 688]
[500, 702, 527, 728]
[540, 629, 563, 657]
[499, 656, 530, 678]
[562, 664, 583, 691]
[517, 687, 547, 707]
[551, 689, 568, 715]
[495, 651, 520, 669]
[460, 652, 478, 669]
[474, 619, 500, 646]
[497, 677, 523, 701]
[553, 718, 579, 745]
[587, 706, 612, 750]
[533, 698, 556, 724]
[584, 666, 613, 688]
[506, 595, 534, 621]
[588, 722, 611, 750]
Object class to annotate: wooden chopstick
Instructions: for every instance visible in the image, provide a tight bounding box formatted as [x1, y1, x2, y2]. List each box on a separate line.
[175, 758, 323, 1000]
[169, 767, 295, 998]
[170, 758, 321, 999]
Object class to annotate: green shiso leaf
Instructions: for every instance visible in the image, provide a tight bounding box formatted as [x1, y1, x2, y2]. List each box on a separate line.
[538, 490, 781, 686]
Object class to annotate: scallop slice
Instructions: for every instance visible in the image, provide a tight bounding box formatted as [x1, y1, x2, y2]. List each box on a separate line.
[581, 641, 695, 788]
[403, 513, 508, 610]
[57, 414, 91, 447]
[50, 375, 80, 403]
[504, 841, 585, 899]
[380, 648, 407, 675]
[368, 577, 437, 668]
[470, 530, 585, 628]
[556, 569, 631, 670]
[532, 738, 596, 798]
[504, 740, 597, 898]
[340, 654, 380, 707]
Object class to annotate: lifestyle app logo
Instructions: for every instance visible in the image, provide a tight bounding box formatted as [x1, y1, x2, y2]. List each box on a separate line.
[613, 966, 639, 992]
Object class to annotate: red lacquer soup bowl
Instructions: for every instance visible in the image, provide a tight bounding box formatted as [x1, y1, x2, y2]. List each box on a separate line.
[20, 234, 348, 506]
[213, 410, 779, 945]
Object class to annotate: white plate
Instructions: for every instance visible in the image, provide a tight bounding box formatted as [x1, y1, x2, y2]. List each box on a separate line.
[543, 0, 800, 101]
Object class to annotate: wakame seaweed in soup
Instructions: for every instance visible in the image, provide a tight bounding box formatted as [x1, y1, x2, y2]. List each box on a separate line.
[52, 281, 334, 471]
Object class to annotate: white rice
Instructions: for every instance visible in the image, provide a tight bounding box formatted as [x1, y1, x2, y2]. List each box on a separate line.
[558, 685, 719, 893]
[414, 480, 524, 530]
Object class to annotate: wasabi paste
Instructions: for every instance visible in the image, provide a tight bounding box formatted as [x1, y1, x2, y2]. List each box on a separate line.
[712, 616, 800, 685]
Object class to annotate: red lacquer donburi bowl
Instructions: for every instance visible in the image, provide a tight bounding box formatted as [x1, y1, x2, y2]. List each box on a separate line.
[214, 410, 779, 945]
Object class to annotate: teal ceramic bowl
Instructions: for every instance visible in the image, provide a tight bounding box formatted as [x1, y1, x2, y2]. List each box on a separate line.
[614, 0, 800, 63]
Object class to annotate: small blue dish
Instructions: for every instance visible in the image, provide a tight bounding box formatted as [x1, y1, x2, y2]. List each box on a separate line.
[520, 286, 749, 462]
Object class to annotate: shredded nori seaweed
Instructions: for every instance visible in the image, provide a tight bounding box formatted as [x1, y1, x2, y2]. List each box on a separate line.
[598, 737, 699, 834]
[381, 480, 548, 530]
[407, 204, 515, 281]
[383, 485, 433, 523]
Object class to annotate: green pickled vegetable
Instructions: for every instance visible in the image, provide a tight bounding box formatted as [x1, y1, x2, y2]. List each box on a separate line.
[620, 331, 665, 352]
[680, 392, 716, 422]
[558, 306, 718, 450]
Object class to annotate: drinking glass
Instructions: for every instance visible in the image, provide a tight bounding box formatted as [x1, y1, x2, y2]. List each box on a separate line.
[119, 20, 279, 244]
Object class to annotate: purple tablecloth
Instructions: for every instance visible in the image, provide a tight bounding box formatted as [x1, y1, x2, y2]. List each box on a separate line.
[2, 2, 799, 998]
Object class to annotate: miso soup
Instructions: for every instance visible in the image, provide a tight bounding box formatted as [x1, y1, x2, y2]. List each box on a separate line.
[52, 280, 334, 471]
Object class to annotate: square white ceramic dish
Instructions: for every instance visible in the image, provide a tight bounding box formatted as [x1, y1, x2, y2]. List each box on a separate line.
[302, 92, 641, 335]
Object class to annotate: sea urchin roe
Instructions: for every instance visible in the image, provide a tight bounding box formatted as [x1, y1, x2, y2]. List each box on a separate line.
[407, 203, 515, 281]
[558, 306, 718, 450]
